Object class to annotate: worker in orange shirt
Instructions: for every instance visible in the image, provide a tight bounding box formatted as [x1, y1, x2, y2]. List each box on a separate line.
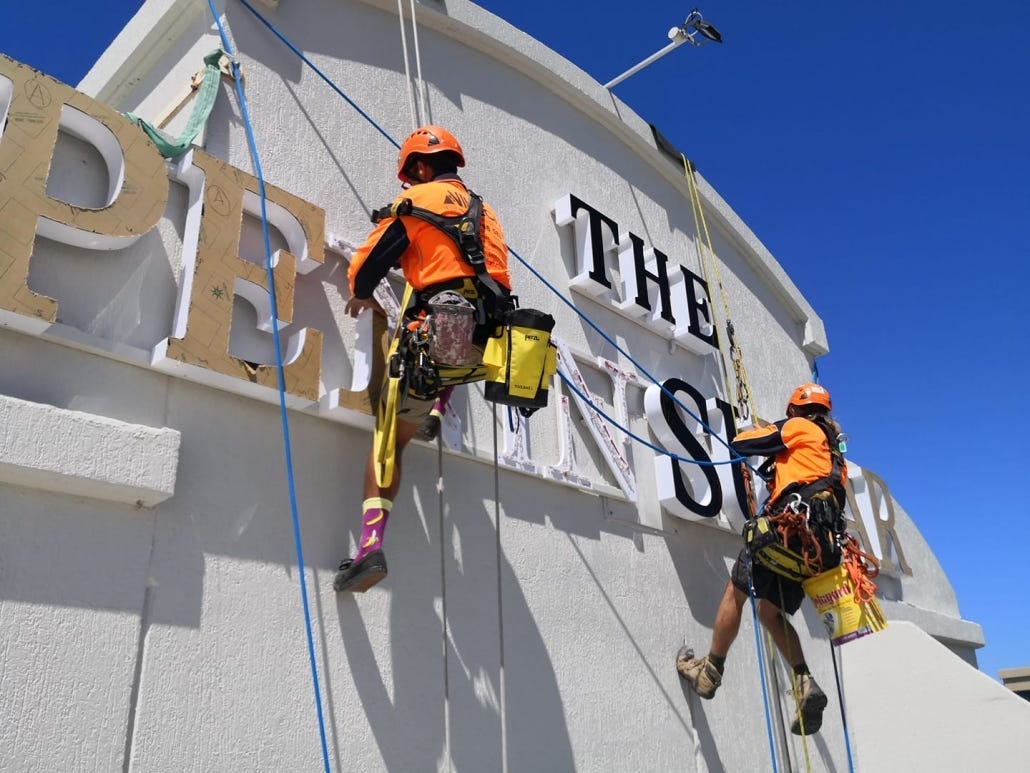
[677, 383, 847, 735]
[334, 125, 512, 593]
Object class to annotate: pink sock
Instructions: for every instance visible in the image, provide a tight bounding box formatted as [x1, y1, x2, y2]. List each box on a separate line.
[432, 386, 454, 418]
[354, 497, 392, 562]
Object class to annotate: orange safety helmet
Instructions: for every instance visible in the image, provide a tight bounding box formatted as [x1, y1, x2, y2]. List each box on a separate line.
[397, 125, 465, 182]
[787, 382, 832, 412]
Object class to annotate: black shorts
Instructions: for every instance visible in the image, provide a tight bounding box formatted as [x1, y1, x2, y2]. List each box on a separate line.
[730, 548, 805, 614]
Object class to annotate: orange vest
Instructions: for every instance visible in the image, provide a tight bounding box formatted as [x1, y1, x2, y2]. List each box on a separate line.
[348, 178, 510, 293]
[733, 417, 845, 504]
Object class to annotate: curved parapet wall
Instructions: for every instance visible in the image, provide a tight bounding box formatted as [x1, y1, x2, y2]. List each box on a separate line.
[0, 1, 1008, 771]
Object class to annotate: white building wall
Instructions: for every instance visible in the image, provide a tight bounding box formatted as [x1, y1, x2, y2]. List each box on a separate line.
[0, 1, 1015, 771]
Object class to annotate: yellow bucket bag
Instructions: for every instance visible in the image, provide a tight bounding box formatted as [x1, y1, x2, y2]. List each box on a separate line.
[482, 308, 557, 414]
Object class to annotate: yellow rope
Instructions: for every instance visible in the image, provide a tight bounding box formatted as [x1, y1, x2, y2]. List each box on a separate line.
[682, 155, 737, 414]
[777, 578, 815, 771]
[681, 155, 759, 425]
[683, 156, 815, 767]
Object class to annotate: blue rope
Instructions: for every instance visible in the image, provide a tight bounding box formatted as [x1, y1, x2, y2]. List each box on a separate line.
[829, 640, 857, 772]
[511, 245, 759, 471]
[557, 370, 747, 467]
[227, 0, 763, 478]
[207, 5, 332, 772]
[746, 556, 781, 773]
[236, 0, 399, 149]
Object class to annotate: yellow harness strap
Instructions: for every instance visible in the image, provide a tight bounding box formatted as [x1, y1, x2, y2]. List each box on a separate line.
[373, 283, 415, 489]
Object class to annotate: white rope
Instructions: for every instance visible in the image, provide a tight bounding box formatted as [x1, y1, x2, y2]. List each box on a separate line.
[396, 0, 420, 129]
[408, 0, 431, 124]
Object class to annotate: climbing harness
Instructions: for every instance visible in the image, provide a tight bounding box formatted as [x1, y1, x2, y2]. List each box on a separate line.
[745, 491, 846, 583]
[374, 286, 555, 489]
[772, 416, 849, 508]
[369, 195, 557, 488]
[744, 416, 849, 583]
[371, 191, 509, 322]
[125, 49, 230, 158]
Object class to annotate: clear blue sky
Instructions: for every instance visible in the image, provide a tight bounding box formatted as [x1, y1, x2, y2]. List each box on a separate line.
[3, 1, 1028, 681]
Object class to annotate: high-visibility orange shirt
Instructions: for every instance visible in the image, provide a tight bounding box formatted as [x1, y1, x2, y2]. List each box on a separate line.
[348, 176, 511, 297]
[731, 417, 845, 505]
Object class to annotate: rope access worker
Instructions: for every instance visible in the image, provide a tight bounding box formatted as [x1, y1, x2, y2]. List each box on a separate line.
[677, 383, 848, 735]
[334, 125, 513, 593]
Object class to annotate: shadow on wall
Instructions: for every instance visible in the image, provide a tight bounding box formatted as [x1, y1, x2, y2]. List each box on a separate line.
[0, 485, 161, 613]
[332, 449, 577, 772]
[677, 681, 727, 773]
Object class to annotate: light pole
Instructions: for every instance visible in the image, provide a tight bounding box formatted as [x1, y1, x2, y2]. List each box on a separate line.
[603, 9, 722, 90]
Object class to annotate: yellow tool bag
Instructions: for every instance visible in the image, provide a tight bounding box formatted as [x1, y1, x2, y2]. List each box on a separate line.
[482, 308, 557, 412]
[744, 516, 814, 582]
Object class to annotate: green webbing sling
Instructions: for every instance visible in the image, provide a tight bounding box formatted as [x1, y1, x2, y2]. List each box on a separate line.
[125, 50, 226, 158]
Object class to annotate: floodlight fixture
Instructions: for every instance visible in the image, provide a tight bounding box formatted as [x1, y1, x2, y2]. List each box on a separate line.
[603, 8, 723, 90]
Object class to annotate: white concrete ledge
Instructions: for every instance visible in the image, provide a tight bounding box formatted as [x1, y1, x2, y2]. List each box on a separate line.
[880, 598, 986, 649]
[0, 394, 180, 507]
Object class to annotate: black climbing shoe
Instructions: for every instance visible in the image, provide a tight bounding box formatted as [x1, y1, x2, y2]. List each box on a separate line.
[333, 549, 388, 592]
[413, 413, 441, 442]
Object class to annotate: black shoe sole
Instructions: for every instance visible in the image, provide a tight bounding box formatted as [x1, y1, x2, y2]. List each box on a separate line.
[791, 691, 828, 735]
[334, 551, 388, 593]
[414, 415, 441, 442]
